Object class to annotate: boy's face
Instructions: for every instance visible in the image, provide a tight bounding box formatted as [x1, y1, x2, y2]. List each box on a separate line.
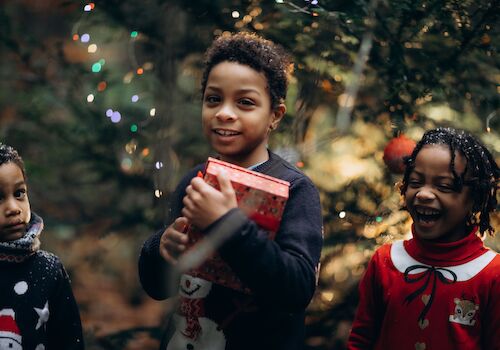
[404, 145, 473, 243]
[0, 162, 31, 242]
[202, 61, 285, 168]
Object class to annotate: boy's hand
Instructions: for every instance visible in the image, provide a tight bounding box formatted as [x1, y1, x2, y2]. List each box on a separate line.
[182, 170, 237, 230]
[159, 217, 189, 265]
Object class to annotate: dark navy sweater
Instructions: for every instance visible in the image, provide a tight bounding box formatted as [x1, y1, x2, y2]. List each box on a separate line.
[0, 251, 84, 350]
[139, 151, 323, 350]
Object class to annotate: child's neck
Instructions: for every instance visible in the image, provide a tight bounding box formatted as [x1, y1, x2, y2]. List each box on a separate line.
[219, 149, 269, 169]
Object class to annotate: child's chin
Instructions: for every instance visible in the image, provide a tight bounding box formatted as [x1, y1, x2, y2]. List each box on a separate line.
[1, 230, 25, 242]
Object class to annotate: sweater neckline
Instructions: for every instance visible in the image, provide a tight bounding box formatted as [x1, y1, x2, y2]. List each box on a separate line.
[404, 225, 487, 267]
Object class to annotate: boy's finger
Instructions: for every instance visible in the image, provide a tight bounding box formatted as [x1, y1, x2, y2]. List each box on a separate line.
[216, 170, 234, 194]
[173, 217, 189, 232]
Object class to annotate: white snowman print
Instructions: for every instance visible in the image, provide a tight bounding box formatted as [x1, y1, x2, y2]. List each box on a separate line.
[167, 274, 226, 350]
[0, 309, 22, 350]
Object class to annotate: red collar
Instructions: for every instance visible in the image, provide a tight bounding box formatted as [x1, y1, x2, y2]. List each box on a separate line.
[404, 226, 487, 267]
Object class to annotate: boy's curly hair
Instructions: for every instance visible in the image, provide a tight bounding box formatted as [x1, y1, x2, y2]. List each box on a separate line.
[400, 127, 499, 236]
[201, 32, 292, 110]
[0, 143, 26, 180]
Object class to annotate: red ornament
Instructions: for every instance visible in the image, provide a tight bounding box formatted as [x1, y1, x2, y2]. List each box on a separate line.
[383, 134, 416, 174]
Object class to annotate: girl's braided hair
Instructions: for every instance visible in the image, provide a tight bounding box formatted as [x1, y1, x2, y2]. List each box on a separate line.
[0, 144, 26, 180]
[400, 127, 499, 236]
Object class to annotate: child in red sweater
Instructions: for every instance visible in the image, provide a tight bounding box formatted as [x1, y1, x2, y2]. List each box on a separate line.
[348, 127, 499, 350]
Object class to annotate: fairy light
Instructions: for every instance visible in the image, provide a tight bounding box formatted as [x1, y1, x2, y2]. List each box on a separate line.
[97, 81, 107, 91]
[106, 109, 113, 118]
[91, 62, 102, 73]
[141, 148, 150, 157]
[130, 124, 138, 132]
[81, 33, 90, 43]
[131, 94, 139, 103]
[72, 34, 79, 41]
[231, 11, 240, 18]
[136, 67, 144, 75]
[121, 158, 133, 171]
[88, 44, 97, 53]
[130, 31, 138, 38]
[87, 94, 94, 103]
[123, 72, 134, 84]
[154, 189, 162, 198]
[339, 211, 346, 219]
[155, 161, 163, 169]
[111, 111, 121, 123]
[149, 108, 156, 117]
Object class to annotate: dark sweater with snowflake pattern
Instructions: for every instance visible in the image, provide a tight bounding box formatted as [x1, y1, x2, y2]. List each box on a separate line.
[0, 251, 84, 350]
[139, 151, 323, 350]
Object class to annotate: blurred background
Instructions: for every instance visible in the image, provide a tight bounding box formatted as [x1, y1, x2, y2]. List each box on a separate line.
[1, 0, 499, 349]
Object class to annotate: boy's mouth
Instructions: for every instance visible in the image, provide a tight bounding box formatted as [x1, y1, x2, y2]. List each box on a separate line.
[213, 129, 240, 136]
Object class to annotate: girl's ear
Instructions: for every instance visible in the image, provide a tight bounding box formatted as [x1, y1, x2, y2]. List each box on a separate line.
[270, 103, 286, 131]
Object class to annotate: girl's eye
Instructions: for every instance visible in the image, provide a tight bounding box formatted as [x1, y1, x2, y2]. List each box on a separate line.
[205, 95, 220, 104]
[437, 184, 455, 192]
[14, 188, 26, 199]
[408, 179, 422, 187]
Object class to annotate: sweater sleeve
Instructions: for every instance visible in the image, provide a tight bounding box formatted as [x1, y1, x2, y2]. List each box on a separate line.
[347, 248, 384, 349]
[482, 255, 500, 350]
[215, 175, 323, 312]
[47, 261, 84, 350]
[138, 166, 202, 300]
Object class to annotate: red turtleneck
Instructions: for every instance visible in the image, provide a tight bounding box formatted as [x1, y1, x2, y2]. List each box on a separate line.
[348, 228, 500, 350]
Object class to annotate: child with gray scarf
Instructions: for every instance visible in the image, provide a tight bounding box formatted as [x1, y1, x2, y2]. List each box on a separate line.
[0, 144, 84, 350]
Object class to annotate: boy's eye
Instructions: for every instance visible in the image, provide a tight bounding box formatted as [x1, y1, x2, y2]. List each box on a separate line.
[238, 98, 255, 107]
[205, 95, 220, 104]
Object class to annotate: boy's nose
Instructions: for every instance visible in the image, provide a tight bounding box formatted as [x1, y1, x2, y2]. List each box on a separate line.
[215, 104, 236, 121]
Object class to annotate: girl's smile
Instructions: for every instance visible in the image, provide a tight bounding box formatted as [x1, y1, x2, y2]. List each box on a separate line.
[405, 144, 473, 243]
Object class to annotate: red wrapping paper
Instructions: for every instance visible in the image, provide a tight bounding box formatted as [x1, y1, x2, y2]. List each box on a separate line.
[186, 157, 290, 293]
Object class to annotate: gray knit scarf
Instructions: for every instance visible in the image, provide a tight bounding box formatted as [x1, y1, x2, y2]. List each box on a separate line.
[0, 212, 43, 263]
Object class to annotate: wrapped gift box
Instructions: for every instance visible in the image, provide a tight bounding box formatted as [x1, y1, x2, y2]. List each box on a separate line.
[186, 157, 290, 293]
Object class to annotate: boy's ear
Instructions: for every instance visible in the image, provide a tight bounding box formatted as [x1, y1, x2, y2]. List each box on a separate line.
[270, 103, 286, 131]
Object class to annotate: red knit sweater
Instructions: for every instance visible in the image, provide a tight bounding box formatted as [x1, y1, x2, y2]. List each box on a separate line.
[348, 228, 500, 350]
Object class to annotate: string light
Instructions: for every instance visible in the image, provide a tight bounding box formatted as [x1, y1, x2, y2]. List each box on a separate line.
[231, 11, 240, 18]
[130, 31, 138, 38]
[130, 124, 138, 132]
[131, 94, 139, 103]
[149, 108, 156, 117]
[81, 33, 90, 43]
[111, 111, 121, 123]
[154, 189, 162, 198]
[72, 34, 79, 41]
[97, 81, 107, 91]
[91, 62, 102, 73]
[87, 94, 94, 103]
[88, 44, 97, 53]
[155, 161, 163, 169]
[339, 211, 346, 219]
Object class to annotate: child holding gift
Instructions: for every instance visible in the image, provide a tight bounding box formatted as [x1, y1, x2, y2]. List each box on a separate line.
[348, 127, 500, 349]
[0, 144, 84, 350]
[138, 32, 323, 350]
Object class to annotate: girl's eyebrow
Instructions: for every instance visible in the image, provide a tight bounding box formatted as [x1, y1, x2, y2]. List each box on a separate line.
[412, 170, 454, 180]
